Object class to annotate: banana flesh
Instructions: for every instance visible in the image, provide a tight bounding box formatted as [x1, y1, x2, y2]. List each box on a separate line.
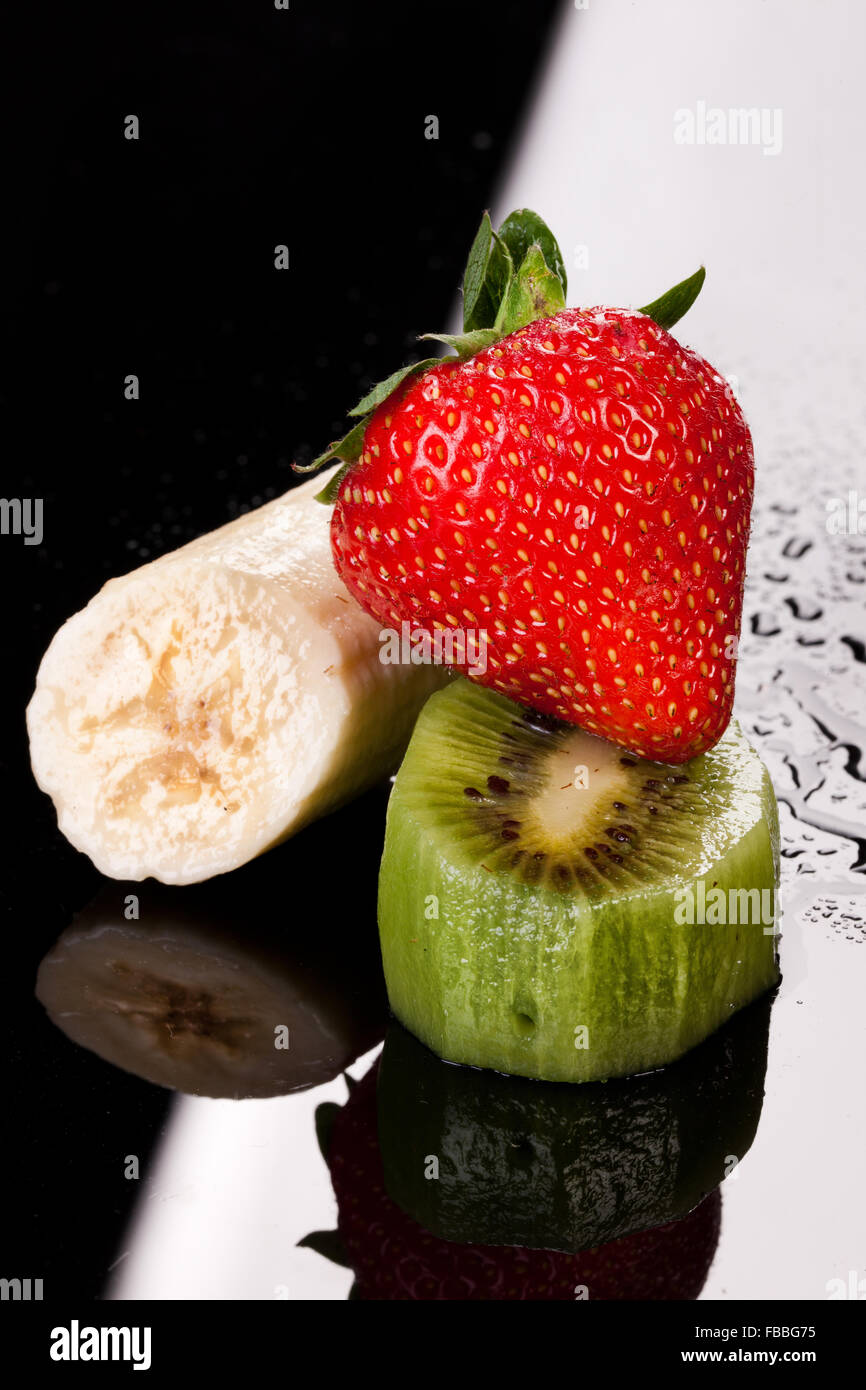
[27, 470, 445, 883]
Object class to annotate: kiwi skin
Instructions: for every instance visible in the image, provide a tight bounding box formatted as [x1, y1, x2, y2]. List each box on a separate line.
[377, 681, 780, 1084]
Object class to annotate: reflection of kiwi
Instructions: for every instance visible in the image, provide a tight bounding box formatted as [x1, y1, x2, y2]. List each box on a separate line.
[378, 681, 779, 1082]
[36, 801, 388, 1098]
[378, 990, 772, 1252]
[314, 1060, 722, 1300]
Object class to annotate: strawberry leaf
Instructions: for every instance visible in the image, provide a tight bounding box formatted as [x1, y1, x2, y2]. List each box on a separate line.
[419, 329, 500, 358]
[295, 417, 369, 478]
[462, 212, 515, 331]
[309, 210, 572, 497]
[347, 357, 442, 418]
[493, 244, 566, 335]
[462, 211, 494, 323]
[640, 267, 706, 331]
[497, 208, 568, 298]
[306, 354, 441, 498]
[315, 457, 356, 504]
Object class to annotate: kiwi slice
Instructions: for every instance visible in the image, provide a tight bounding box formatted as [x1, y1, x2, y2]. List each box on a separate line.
[378, 681, 779, 1082]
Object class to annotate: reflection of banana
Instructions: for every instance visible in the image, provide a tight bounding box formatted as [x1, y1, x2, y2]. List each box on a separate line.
[27, 469, 446, 884]
[35, 878, 386, 1098]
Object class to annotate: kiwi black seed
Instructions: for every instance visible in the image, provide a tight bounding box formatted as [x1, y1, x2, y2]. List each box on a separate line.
[425, 693, 720, 898]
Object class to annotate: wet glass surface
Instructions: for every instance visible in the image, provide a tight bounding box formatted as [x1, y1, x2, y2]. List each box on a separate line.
[22, 525, 866, 1302]
[13, 437, 866, 1304]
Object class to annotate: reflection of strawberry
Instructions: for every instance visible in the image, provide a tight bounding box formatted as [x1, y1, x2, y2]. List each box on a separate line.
[302, 1060, 721, 1301]
[313, 209, 752, 764]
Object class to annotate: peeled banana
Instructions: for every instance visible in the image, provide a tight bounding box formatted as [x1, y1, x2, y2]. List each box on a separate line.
[27, 470, 446, 884]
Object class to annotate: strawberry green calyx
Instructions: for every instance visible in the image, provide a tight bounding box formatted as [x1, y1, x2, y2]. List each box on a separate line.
[495, 208, 568, 304]
[423, 208, 570, 345]
[297, 418, 368, 478]
[301, 356, 447, 500]
[493, 243, 566, 334]
[304, 209, 569, 501]
[462, 211, 515, 331]
[348, 360, 442, 418]
[295, 360, 441, 484]
[303, 209, 705, 504]
[463, 207, 567, 333]
[314, 459, 354, 504]
[640, 266, 706, 331]
[419, 329, 501, 358]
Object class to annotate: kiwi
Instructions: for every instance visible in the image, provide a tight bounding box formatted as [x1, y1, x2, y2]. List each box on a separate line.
[378, 993, 772, 1252]
[377, 681, 779, 1082]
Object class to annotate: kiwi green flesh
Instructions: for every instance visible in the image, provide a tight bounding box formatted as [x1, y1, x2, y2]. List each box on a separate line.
[378, 680, 780, 1083]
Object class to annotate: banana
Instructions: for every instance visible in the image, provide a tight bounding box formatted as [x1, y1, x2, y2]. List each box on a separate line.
[27, 469, 446, 884]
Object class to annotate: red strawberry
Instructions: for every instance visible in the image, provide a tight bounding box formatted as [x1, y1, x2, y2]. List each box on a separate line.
[307, 1059, 721, 1301]
[311, 211, 753, 763]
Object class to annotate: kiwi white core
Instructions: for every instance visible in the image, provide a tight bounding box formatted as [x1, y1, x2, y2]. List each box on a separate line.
[528, 730, 629, 848]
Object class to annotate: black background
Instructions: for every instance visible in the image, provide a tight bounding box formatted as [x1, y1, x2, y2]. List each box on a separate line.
[1, 1, 560, 1300]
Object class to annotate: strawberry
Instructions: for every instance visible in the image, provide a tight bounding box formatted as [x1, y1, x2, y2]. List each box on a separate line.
[305, 210, 753, 763]
[301, 1059, 722, 1301]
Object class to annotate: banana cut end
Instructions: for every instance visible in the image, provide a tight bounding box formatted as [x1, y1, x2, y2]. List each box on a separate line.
[27, 558, 351, 883]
